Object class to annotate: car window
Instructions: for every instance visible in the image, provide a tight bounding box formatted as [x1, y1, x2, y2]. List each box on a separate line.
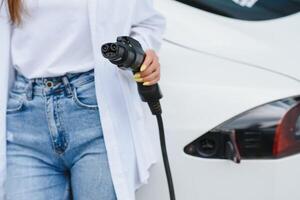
[175, 0, 300, 21]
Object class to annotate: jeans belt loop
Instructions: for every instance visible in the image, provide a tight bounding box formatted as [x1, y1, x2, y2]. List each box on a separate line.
[62, 76, 73, 98]
[26, 79, 34, 101]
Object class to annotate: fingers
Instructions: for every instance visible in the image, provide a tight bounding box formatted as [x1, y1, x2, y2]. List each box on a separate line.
[140, 59, 159, 78]
[141, 66, 160, 84]
[133, 50, 161, 86]
[140, 50, 156, 72]
[143, 74, 160, 86]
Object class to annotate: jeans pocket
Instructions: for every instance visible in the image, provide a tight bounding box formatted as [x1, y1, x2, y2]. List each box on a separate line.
[6, 92, 25, 114]
[72, 79, 99, 110]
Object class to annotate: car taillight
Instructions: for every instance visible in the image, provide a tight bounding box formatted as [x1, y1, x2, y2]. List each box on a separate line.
[273, 102, 300, 157]
[184, 96, 300, 163]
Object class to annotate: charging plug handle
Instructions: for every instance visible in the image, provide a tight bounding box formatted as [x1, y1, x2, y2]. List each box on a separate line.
[101, 36, 163, 115]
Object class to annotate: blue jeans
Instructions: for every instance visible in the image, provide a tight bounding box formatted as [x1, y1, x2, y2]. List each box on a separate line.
[5, 68, 117, 200]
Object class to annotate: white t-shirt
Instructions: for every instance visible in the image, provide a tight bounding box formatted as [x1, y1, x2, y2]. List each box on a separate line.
[11, 0, 95, 79]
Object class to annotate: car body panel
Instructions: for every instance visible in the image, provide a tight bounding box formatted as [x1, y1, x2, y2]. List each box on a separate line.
[136, 41, 300, 200]
[136, 1, 300, 200]
[157, 0, 300, 80]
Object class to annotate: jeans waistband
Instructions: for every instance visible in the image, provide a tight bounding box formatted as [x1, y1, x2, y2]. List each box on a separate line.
[12, 68, 95, 100]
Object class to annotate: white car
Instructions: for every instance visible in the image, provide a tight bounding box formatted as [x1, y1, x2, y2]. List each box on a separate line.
[136, 0, 300, 200]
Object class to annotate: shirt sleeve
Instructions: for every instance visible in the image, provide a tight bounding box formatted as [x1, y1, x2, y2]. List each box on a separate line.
[129, 0, 167, 52]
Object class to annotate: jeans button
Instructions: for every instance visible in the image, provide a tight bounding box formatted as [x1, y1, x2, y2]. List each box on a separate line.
[45, 81, 54, 88]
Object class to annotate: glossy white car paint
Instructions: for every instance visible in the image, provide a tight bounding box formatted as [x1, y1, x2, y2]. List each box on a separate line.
[136, 1, 300, 200]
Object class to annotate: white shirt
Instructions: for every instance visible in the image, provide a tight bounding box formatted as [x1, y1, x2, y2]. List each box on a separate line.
[1, 0, 166, 199]
[11, 0, 95, 79]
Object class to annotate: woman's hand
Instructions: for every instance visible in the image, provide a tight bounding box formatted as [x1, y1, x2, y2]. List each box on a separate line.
[133, 49, 161, 86]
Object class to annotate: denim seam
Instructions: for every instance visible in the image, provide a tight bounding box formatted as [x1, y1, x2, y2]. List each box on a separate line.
[57, 98, 69, 155]
[44, 96, 58, 156]
[62, 177, 70, 200]
[71, 76, 94, 88]
[6, 93, 26, 113]
[71, 87, 99, 110]
[52, 96, 68, 155]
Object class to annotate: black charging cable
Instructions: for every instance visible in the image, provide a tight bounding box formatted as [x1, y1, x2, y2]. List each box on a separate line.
[101, 36, 176, 200]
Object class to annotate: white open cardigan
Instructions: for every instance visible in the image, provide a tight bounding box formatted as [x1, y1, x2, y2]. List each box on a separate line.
[0, 0, 166, 199]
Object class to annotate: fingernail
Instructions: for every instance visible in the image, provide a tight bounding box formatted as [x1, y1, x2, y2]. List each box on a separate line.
[140, 64, 147, 72]
[135, 78, 143, 82]
[134, 73, 141, 79]
[143, 82, 151, 86]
